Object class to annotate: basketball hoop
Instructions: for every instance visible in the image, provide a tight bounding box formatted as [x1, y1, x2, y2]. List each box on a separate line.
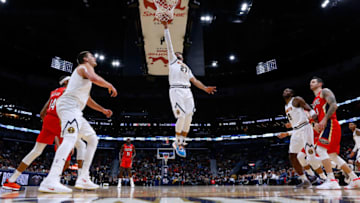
[154, 0, 179, 22]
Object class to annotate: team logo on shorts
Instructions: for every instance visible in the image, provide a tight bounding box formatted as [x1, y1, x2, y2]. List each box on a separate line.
[176, 109, 180, 115]
[308, 149, 314, 154]
[67, 127, 75, 134]
[319, 138, 329, 145]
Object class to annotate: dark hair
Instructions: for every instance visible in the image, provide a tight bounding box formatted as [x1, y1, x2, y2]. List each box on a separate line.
[288, 88, 295, 96]
[77, 51, 90, 64]
[311, 76, 324, 84]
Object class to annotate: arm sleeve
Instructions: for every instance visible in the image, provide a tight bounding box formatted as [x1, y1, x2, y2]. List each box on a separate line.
[164, 28, 177, 64]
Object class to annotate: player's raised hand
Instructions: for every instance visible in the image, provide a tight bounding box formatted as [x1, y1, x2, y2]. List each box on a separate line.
[102, 109, 113, 118]
[108, 85, 118, 97]
[277, 132, 289, 139]
[205, 86, 217, 94]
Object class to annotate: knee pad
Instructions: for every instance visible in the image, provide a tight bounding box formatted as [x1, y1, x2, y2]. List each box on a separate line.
[316, 146, 330, 161]
[329, 153, 346, 168]
[297, 152, 307, 167]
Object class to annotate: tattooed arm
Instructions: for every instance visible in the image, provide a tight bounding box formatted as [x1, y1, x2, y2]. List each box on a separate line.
[315, 88, 338, 131]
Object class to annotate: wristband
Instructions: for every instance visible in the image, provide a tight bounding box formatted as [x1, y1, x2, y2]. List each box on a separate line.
[309, 110, 316, 117]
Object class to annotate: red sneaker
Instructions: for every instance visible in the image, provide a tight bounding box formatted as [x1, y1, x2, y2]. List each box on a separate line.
[2, 179, 21, 191]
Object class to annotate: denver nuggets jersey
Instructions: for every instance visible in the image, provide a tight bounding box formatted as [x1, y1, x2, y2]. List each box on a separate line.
[285, 97, 309, 128]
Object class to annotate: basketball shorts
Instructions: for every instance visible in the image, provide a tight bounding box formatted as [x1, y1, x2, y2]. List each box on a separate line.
[56, 98, 96, 139]
[120, 158, 132, 168]
[36, 114, 61, 145]
[289, 124, 313, 153]
[316, 119, 341, 154]
[169, 88, 195, 118]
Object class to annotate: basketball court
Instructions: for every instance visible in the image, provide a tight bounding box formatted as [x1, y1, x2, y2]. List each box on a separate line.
[1, 186, 360, 202]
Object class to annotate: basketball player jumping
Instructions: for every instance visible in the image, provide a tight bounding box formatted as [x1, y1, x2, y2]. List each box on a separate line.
[2, 76, 86, 191]
[310, 76, 360, 189]
[39, 51, 117, 193]
[162, 21, 216, 157]
[278, 88, 319, 188]
[117, 138, 136, 188]
[348, 123, 360, 170]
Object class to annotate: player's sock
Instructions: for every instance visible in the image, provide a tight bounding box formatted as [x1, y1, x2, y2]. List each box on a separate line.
[327, 172, 335, 180]
[78, 168, 82, 177]
[8, 170, 21, 183]
[306, 169, 315, 176]
[349, 171, 358, 180]
[319, 173, 327, 180]
[179, 136, 184, 145]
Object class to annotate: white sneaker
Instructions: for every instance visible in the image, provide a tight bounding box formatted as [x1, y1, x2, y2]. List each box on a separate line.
[39, 177, 72, 193]
[117, 180, 122, 188]
[344, 178, 360, 190]
[75, 175, 99, 190]
[316, 179, 341, 190]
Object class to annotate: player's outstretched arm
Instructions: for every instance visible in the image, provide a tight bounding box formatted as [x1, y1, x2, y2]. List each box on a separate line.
[161, 21, 177, 64]
[86, 97, 113, 118]
[190, 77, 217, 94]
[77, 66, 117, 97]
[39, 98, 50, 120]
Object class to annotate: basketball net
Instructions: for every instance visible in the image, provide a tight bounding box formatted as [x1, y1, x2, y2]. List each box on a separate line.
[154, 0, 179, 22]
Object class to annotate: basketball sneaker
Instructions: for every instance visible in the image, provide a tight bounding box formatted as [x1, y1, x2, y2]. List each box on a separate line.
[172, 142, 186, 157]
[38, 177, 72, 193]
[296, 179, 312, 189]
[344, 178, 360, 190]
[75, 173, 99, 190]
[316, 179, 341, 190]
[2, 179, 21, 191]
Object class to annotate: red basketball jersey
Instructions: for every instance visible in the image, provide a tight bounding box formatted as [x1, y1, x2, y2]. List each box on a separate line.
[46, 87, 66, 117]
[312, 90, 337, 122]
[122, 144, 134, 159]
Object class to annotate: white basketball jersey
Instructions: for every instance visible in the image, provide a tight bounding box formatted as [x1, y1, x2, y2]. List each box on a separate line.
[61, 66, 92, 110]
[285, 97, 309, 128]
[169, 61, 194, 86]
[353, 129, 360, 150]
